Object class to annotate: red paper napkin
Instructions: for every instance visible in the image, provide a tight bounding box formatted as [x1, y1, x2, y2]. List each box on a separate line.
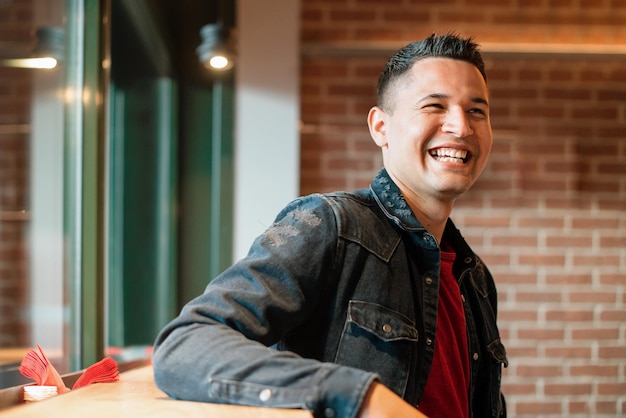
[72, 356, 119, 389]
[19, 345, 120, 396]
[19, 345, 70, 394]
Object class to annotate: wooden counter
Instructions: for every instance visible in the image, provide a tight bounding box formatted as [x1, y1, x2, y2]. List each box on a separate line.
[0, 365, 313, 417]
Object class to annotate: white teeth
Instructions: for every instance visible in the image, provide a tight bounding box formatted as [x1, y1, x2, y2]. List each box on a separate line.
[429, 148, 468, 162]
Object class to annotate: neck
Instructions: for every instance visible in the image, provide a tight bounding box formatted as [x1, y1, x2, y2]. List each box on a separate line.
[407, 199, 452, 244]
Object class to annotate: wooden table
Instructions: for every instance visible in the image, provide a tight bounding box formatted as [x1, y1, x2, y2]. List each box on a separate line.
[0, 365, 313, 417]
[0, 349, 28, 366]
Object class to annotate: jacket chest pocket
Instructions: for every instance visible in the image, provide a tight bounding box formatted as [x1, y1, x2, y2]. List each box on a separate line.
[334, 300, 418, 398]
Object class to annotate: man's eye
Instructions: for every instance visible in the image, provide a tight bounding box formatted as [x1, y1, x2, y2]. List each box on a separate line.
[469, 108, 487, 116]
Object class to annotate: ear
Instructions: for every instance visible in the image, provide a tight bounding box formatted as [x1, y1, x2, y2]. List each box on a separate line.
[367, 106, 388, 148]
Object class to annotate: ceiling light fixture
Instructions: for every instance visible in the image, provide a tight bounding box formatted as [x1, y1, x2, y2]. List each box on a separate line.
[197, 23, 235, 71]
[0, 26, 64, 69]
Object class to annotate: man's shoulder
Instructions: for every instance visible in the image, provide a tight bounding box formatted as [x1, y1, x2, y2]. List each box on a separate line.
[319, 189, 401, 261]
[319, 188, 379, 221]
[322, 188, 376, 206]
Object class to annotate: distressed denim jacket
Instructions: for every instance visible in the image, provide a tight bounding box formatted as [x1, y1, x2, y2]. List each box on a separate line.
[153, 169, 508, 418]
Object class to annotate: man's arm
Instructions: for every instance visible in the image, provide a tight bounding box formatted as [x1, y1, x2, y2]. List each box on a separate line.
[358, 382, 429, 418]
[153, 195, 378, 418]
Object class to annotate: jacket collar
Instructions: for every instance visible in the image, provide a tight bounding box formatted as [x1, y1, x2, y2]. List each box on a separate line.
[369, 168, 476, 268]
[369, 168, 426, 232]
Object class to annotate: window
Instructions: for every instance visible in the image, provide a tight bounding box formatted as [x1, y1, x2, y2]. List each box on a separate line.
[0, 0, 70, 381]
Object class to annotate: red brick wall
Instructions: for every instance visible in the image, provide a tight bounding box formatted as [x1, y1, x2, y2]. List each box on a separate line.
[0, 0, 34, 346]
[300, 1, 626, 416]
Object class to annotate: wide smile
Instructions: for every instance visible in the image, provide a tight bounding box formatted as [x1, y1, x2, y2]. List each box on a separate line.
[428, 147, 470, 164]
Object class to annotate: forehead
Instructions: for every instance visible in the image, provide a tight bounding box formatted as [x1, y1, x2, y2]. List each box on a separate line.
[396, 57, 488, 99]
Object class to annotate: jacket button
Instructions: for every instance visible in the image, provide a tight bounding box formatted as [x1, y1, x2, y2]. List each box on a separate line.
[426, 338, 433, 345]
[259, 389, 272, 402]
[425, 277, 433, 285]
[382, 324, 392, 333]
[464, 257, 472, 264]
[461, 294, 465, 302]
[324, 408, 336, 418]
[473, 352, 479, 361]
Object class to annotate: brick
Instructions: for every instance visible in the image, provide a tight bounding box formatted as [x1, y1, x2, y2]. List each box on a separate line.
[357, 0, 404, 4]
[569, 364, 618, 377]
[544, 160, 590, 174]
[598, 89, 626, 100]
[545, 382, 593, 396]
[327, 83, 375, 97]
[501, 382, 536, 395]
[461, 215, 511, 227]
[545, 309, 593, 322]
[517, 216, 565, 228]
[571, 254, 621, 267]
[545, 273, 592, 285]
[571, 106, 619, 119]
[518, 253, 566, 266]
[326, 156, 375, 171]
[544, 197, 593, 210]
[568, 400, 592, 415]
[594, 401, 618, 414]
[517, 328, 566, 341]
[492, 234, 538, 247]
[329, 10, 377, 24]
[438, 12, 488, 23]
[478, 253, 511, 266]
[516, 363, 563, 377]
[598, 309, 626, 322]
[571, 327, 620, 340]
[597, 197, 626, 211]
[498, 309, 538, 321]
[574, 142, 620, 157]
[472, 177, 513, 192]
[598, 346, 626, 359]
[503, 345, 539, 358]
[599, 236, 626, 249]
[598, 382, 626, 396]
[598, 162, 626, 175]
[571, 217, 621, 229]
[544, 88, 592, 100]
[544, 345, 592, 358]
[518, 105, 566, 118]
[489, 196, 541, 209]
[580, 69, 611, 81]
[569, 291, 618, 303]
[490, 87, 539, 99]
[301, 62, 350, 78]
[517, 68, 544, 81]
[516, 400, 563, 414]
[547, 69, 575, 81]
[382, 11, 429, 24]
[574, 178, 621, 193]
[545, 235, 592, 248]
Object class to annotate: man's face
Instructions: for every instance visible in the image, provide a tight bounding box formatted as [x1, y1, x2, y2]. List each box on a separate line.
[368, 57, 493, 204]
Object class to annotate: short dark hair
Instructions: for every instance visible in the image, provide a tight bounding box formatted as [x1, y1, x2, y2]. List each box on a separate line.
[377, 33, 486, 111]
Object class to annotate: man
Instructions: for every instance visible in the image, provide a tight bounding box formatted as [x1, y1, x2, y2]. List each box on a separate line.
[153, 33, 508, 418]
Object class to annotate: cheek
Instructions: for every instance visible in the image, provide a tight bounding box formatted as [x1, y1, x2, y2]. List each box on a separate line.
[385, 116, 435, 154]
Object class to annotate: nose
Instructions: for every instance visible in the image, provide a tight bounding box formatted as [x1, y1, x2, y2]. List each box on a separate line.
[442, 107, 473, 138]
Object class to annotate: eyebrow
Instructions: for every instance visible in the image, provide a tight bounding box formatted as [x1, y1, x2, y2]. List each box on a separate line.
[417, 93, 489, 107]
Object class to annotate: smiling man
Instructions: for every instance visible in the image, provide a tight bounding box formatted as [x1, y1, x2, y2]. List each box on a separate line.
[153, 34, 508, 418]
[368, 41, 493, 246]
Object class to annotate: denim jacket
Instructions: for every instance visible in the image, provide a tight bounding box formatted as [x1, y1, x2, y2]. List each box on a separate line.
[153, 169, 508, 418]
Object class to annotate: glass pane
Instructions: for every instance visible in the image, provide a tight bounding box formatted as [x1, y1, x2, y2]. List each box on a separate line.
[105, 0, 178, 362]
[0, 0, 70, 384]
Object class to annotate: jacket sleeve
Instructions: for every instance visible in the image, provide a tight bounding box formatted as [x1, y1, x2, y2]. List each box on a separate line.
[152, 194, 378, 418]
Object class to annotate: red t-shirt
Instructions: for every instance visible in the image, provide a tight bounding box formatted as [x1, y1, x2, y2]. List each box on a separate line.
[417, 247, 470, 418]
